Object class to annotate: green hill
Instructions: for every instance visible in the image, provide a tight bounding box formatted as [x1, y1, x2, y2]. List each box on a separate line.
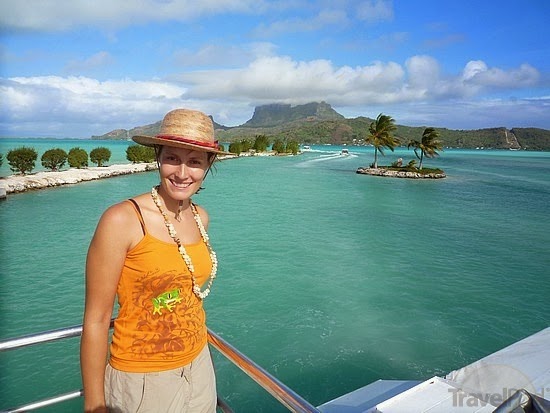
[92, 102, 550, 151]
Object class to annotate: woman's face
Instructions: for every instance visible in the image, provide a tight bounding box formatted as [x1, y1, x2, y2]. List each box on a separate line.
[158, 146, 211, 201]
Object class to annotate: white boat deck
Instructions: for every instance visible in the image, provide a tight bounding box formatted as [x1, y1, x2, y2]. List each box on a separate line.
[319, 327, 550, 412]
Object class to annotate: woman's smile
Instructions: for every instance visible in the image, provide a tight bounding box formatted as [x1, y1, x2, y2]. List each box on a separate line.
[170, 179, 193, 188]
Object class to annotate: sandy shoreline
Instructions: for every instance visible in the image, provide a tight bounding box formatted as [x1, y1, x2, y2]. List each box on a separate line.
[0, 163, 159, 195]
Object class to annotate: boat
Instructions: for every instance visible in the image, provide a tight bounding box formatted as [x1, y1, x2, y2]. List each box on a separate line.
[302, 145, 311, 151]
[341, 148, 349, 155]
[320, 327, 550, 412]
[1, 323, 548, 412]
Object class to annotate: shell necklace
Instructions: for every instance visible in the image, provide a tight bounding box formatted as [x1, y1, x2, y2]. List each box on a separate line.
[151, 185, 218, 299]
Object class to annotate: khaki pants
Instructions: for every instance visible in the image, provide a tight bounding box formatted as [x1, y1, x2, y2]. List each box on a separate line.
[105, 345, 217, 413]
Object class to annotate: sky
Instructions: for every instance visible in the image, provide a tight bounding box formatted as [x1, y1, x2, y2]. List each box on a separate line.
[1, 0, 549, 138]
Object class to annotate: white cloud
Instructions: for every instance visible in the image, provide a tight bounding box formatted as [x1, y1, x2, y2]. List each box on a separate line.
[179, 56, 407, 105]
[65, 51, 114, 74]
[0, 76, 191, 136]
[405, 55, 440, 91]
[462, 61, 539, 88]
[0, 0, 267, 31]
[0, 55, 546, 136]
[180, 55, 541, 105]
[377, 97, 550, 130]
[252, 9, 349, 37]
[356, 0, 394, 23]
[172, 42, 278, 68]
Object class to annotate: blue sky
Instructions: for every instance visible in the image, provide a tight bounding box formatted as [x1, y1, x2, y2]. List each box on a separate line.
[1, 0, 549, 138]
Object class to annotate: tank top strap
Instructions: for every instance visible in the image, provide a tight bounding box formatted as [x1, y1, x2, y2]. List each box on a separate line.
[127, 199, 146, 235]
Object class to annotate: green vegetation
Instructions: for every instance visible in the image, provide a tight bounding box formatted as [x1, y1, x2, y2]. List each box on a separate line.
[240, 139, 254, 153]
[225, 134, 299, 156]
[126, 144, 155, 163]
[435, 127, 507, 148]
[366, 114, 399, 168]
[7, 146, 38, 174]
[252, 135, 270, 152]
[233, 122, 549, 151]
[272, 138, 299, 154]
[511, 128, 550, 151]
[272, 139, 285, 153]
[92, 101, 550, 151]
[228, 141, 242, 154]
[68, 147, 89, 168]
[228, 138, 253, 154]
[407, 127, 443, 170]
[285, 140, 300, 155]
[41, 148, 68, 171]
[0, 153, 3, 168]
[272, 119, 361, 145]
[90, 147, 112, 167]
[360, 120, 446, 176]
[379, 165, 445, 175]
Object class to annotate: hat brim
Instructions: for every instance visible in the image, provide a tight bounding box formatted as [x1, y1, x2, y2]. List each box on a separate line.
[132, 135, 232, 156]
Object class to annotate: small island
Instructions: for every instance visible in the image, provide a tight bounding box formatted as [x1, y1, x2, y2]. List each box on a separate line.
[356, 166, 446, 179]
[356, 114, 446, 179]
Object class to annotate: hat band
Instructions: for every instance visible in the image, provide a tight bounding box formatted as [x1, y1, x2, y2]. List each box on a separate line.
[157, 134, 220, 149]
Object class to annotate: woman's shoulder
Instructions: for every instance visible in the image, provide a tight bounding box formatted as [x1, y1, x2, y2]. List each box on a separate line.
[100, 195, 147, 227]
[193, 203, 210, 228]
[193, 202, 207, 214]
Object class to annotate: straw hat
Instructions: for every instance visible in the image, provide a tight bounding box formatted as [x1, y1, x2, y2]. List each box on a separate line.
[133, 108, 230, 155]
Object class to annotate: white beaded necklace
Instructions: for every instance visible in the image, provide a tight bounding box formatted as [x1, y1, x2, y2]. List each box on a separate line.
[151, 185, 218, 299]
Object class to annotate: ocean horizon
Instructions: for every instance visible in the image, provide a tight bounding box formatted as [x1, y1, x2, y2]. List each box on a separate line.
[1, 138, 549, 412]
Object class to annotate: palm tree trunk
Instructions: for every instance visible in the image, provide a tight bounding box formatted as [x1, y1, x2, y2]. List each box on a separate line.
[419, 151, 424, 170]
[374, 148, 378, 168]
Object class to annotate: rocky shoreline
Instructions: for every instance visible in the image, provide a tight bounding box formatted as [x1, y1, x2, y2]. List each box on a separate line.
[0, 163, 159, 196]
[0, 154, 243, 197]
[356, 167, 446, 179]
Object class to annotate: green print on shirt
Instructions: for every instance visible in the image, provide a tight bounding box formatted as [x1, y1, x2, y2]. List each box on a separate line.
[152, 288, 182, 315]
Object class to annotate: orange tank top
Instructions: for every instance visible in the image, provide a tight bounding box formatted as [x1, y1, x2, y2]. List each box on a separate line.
[109, 199, 212, 372]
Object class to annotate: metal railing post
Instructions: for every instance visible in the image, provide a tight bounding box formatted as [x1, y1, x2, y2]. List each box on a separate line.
[207, 329, 320, 413]
[0, 322, 320, 413]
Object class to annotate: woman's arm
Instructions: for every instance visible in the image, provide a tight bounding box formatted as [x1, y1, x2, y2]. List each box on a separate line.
[80, 202, 136, 412]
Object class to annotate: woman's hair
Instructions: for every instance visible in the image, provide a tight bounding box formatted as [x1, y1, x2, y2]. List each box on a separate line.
[154, 145, 217, 164]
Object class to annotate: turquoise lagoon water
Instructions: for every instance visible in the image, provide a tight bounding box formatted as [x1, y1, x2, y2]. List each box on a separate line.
[0, 138, 549, 411]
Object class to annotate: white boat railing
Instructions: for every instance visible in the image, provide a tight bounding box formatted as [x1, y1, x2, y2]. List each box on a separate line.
[0, 320, 320, 413]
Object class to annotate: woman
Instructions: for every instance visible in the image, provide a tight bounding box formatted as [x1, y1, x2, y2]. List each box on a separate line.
[81, 108, 228, 412]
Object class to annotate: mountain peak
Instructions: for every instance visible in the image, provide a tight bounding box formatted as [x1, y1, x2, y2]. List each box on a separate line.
[243, 101, 344, 127]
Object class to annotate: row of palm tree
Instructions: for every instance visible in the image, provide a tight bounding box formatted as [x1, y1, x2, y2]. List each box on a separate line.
[366, 113, 443, 170]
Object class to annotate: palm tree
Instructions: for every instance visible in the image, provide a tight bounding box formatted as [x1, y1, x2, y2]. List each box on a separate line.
[366, 113, 399, 168]
[407, 127, 443, 170]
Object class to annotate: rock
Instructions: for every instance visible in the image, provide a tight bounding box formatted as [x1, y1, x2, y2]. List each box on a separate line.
[356, 167, 446, 179]
[0, 163, 158, 194]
